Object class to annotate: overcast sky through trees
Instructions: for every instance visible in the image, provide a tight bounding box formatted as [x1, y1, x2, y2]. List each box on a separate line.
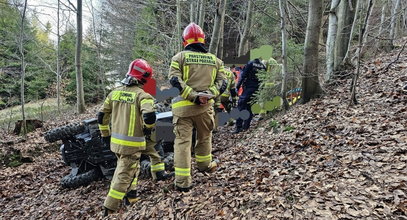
[29, 0, 93, 42]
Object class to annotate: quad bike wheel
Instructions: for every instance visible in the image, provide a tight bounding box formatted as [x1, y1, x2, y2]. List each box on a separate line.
[61, 168, 102, 189]
[44, 123, 85, 143]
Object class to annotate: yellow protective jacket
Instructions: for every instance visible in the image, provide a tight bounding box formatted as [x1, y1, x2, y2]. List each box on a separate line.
[220, 69, 236, 98]
[98, 85, 155, 155]
[169, 50, 226, 117]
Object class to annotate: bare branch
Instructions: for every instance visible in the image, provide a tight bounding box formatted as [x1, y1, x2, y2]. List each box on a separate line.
[382, 41, 407, 74]
[61, 0, 76, 12]
[287, 0, 307, 24]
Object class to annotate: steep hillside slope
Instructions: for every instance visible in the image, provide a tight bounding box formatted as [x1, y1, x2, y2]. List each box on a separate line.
[0, 46, 406, 219]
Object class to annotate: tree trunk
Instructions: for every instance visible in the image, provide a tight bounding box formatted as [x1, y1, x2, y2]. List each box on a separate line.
[209, 0, 227, 55]
[176, 0, 183, 51]
[19, 0, 28, 137]
[325, 0, 341, 82]
[334, 0, 357, 70]
[362, 0, 374, 42]
[350, 0, 374, 105]
[89, 0, 106, 98]
[238, 0, 253, 56]
[57, 0, 61, 114]
[218, 0, 227, 58]
[404, 2, 407, 33]
[219, 20, 225, 59]
[76, 0, 86, 113]
[301, 0, 323, 103]
[190, 0, 195, 23]
[378, 2, 388, 36]
[390, 0, 401, 47]
[198, 0, 205, 27]
[358, 0, 376, 59]
[342, 0, 361, 66]
[279, 0, 289, 110]
[195, 1, 199, 22]
[377, 0, 393, 51]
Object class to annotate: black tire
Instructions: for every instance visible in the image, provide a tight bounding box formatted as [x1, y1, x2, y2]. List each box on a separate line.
[61, 168, 102, 189]
[163, 152, 174, 171]
[154, 141, 165, 158]
[155, 103, 172, 113]
[139, 160, 152, 179]
[44, 123, 85, 143]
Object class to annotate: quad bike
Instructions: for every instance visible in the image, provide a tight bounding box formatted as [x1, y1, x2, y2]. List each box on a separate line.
[44, 111, 175, 189]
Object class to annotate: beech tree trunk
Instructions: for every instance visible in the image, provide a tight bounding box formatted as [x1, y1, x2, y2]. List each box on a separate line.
[198, 0, 205, 27]
[209, 0, 227, 55]
[19, 0, 28, 137]
[190, 1, 196, 23]
[343, 0, 361, 65]
[404, 2, 407, 33]
[76, 0, 86, 113]
[378, 2, 388, 36]
[219, 21, 225, 59]
[302, 0, 323, 103]
[325, 0, 341, 82]
[279, 0, 289, 110]
[390, 0, 401, 47]
[238, 0, 253, 56]
[334, 0, 357, 71]
[176, 0, 183, 51]
[218, 0, 227, 58]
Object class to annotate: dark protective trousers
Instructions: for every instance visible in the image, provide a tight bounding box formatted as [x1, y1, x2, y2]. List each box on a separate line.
[236, 87, 258, 130]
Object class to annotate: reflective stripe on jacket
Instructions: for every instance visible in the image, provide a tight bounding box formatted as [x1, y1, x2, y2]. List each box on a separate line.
[99, 85, 155, 155]
[169, 51, 226, 117]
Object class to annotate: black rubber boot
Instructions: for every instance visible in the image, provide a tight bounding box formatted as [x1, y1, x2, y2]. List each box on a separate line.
[175, 184, 193, 192]
[123, 190, 139, 206]
[103, 207, 114, 216]
[155, 170, 175, 181]
[232, 128, 242, 134]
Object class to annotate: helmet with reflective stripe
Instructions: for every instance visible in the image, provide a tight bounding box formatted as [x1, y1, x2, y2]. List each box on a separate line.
[182, 22, 205, 47]
[122, 59, 153, 85]
[121, 59, 156, 95]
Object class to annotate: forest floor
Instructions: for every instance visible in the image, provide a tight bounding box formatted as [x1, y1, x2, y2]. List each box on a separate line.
[0, 45, 406, 219]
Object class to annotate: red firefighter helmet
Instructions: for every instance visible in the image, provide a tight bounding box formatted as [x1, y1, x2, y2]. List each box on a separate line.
[126, 59, 152, 83]
[182, 22, 205, 47]
[122, 59, 156, 96]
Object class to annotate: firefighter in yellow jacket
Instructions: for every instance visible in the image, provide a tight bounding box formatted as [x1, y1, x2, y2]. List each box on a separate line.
[98, 59, 168, 215]
[214, 67, 238, 130]
[169, 23, 227, 191]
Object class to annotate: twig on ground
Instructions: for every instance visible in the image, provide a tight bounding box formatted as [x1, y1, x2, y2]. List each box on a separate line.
[382, 41, 407, 74]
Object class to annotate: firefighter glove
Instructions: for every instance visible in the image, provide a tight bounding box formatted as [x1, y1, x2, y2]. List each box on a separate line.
[230, 87, 237, 98]
[169, 76, 183, 92]
[143, 127, 152, 140]
[226, 101, 233, 111]
[102, 136, 111, 147]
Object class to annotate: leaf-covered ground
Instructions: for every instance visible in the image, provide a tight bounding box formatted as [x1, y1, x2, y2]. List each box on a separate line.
[1, 46, 406, 219]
